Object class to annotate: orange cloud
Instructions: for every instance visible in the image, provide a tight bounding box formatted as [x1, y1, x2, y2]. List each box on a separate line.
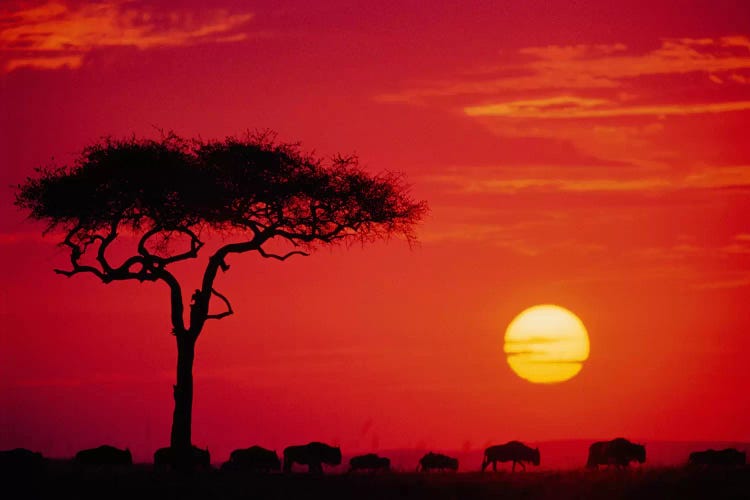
[379, 36, 750, 101]
[520, 36, 750, 85]
[4, 55, 83, 71]
[464, 97, 750, 119]
[420, 218, 607, 257]
[0, 1, 253, 72]
[425, 173, 671, 194]
[422, 165, 750, 194]
[691, 272, 750, 290]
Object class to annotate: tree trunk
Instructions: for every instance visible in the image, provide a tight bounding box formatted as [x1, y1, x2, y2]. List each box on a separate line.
[170, 334, 196, 470]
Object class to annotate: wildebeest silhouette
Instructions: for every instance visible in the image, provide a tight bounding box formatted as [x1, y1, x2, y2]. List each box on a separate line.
[417, 452, 458, 472]
[482, 441, 540, 472]
[283, 442, 342, 474]
[689, 448, 746, 466]
[153, 445, 210, 471]
[0, 448, 45, 475]
[221, 446, 280, 472]
[75, 445, 132, 466]
[587, 438, 646, 469]
[348, 453, 390, 472]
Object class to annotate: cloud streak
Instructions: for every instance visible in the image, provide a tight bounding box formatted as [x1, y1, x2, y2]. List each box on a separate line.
[380, 36, 750, 102]
[465, 97, 750, 119]
[692, 273, 750, 290]
[423, 165, 750, 195]
[0, 1, 253, 72]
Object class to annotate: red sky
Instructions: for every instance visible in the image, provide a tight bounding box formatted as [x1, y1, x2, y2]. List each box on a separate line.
[1, 0, 750, 464]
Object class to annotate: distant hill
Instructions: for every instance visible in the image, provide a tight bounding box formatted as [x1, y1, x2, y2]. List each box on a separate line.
[351, 440, 750, 472]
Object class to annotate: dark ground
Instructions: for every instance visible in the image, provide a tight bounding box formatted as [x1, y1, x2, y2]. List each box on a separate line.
[4, 463, 749, 499]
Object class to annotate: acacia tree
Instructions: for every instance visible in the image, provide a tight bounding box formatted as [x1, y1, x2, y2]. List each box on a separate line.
[15, 133, 426, 467]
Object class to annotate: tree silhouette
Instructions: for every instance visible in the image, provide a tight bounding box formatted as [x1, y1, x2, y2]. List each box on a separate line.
[15, 132, 427, 469]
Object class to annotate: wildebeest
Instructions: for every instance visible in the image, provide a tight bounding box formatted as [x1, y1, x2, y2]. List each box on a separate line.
[75, 445, 132, 466]
[221, 446, 280, 472]
[689, 448, 746, 467]
[154, 445, 211, 470]
[482, 441, 540, 472]
[283, 442, 342, 474]
[417, 452, 458, 472]
[0, 448, 45, 475]
[349, 453, 391, 472]
[586, 438, 646, 469]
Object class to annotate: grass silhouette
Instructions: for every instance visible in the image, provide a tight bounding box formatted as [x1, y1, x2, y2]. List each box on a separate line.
[5, 461, 749, 500]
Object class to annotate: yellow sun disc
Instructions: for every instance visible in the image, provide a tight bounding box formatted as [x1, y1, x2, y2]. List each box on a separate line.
[504, 305, 590, 384]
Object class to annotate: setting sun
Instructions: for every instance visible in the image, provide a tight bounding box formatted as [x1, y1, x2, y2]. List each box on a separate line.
[504, 305, 590, 384]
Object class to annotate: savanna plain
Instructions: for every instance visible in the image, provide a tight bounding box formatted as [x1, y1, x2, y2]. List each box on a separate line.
[4, 463, 749, 500]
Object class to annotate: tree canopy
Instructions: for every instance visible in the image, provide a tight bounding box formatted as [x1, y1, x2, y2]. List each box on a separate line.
[17, 133, 425, 244]
[15, 133, 427, 291]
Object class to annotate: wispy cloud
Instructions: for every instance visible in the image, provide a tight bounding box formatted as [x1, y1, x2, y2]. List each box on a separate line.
[515, 37, 750, 88]
[0, 1, 254, 72]
[422, 165, 750, 195]
[682, 166, 750, 190]
[379, 36, 750, 102]
[720, 234, 750, 255]
[426, 173, 671, 193]
[421, 221, 607, 257]
[465, 97, 750, 119]
[691, 272, 750, 290]
[378, 35, 750, 172]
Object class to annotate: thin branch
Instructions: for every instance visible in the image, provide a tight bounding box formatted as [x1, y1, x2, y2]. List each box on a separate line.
[93, 228, 154, 283]
[137, 227, 163, 256]
[95, 221, 118, 273]
[205, 288, 233, 321]
[54, 265, 106, 280]
[274, 223, 350, 244]
[257, 246, 309, 261]
[238, 219, 263, 238]
[54, 224, 186, 332]
[55, 225, 107, 280]
[137, 226, 204, 266]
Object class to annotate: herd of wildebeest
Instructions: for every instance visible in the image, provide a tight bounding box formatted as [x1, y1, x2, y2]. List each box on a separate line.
[0, 438, 746, 475]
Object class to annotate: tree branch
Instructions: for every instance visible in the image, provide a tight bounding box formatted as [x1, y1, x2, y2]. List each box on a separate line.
[274, 223, 351, 244]
[137, 226, 204, 266]
[189, 233, 269, 334]
[257, 247, 309, 261]
[54, 224, 188, 333]
[54, 226, 108, 280]
[54, 265, 106, 280]
[205, 288, 233, 321]
[95, 221, 118, 274]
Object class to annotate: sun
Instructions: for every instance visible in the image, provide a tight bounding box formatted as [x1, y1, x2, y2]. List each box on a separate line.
[504, 304, 590, 384]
